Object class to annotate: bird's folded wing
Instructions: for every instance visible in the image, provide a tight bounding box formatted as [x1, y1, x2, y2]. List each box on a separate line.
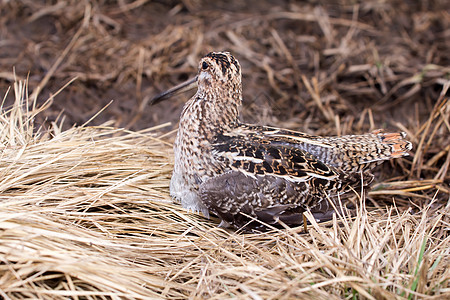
[211, 132, 339, 183]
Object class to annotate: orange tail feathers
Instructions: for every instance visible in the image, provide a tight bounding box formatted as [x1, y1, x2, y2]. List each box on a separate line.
[372, 130, 413, 158]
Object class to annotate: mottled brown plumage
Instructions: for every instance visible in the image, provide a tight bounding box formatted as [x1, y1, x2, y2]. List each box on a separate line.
[152, 51, 412, 229]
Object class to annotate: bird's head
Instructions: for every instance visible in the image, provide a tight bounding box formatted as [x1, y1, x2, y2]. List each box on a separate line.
[151, 51, 242, 105]
[197, 51, 241, 91]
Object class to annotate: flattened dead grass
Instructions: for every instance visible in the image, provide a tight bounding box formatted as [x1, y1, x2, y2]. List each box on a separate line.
[0, 78, 448, 299]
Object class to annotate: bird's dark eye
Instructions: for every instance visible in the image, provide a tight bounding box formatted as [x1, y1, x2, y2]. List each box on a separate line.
[202, 62, 208, 70]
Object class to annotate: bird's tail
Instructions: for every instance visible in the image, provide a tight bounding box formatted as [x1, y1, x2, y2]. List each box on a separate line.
[266, 126, 413, 172]
[295, 129, 413, 172]
[371, 130, 412, 159]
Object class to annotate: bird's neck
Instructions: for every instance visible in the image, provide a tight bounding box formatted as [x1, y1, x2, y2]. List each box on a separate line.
[180, 87, 241, 140]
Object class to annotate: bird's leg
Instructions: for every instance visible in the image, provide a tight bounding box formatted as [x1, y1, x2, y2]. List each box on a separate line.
[303, 213, 308, 232]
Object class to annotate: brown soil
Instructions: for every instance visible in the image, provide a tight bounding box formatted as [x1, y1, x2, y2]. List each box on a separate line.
[1, 1, 448, 130]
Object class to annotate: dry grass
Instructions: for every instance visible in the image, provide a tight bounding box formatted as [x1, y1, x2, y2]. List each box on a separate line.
[0, 1, 449, 299]
[0, 79, 448, 299]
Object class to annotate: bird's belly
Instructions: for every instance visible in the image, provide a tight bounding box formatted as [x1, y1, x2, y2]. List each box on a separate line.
[170, 167, 210, 217]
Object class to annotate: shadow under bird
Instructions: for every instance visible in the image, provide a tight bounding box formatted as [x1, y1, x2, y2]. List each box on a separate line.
[151, 51, 412, 230]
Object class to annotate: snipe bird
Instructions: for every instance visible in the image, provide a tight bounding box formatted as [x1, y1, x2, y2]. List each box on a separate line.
[152, 51, 412, 229]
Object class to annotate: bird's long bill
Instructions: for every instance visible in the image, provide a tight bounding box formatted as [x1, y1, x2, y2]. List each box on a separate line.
[151, 76, 198, 105]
